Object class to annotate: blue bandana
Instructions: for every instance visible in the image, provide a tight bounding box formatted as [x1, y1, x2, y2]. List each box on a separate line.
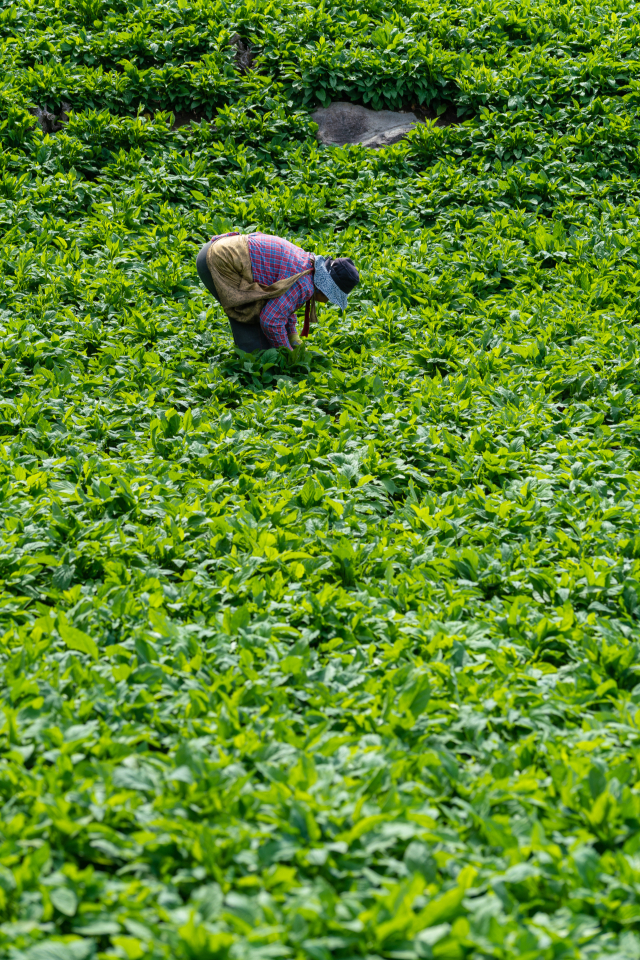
[314, 256, 349, 310]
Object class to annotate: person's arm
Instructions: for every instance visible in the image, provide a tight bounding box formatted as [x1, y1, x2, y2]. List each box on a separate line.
[259, 286, 304, 350]
[286, 316, 299, 341]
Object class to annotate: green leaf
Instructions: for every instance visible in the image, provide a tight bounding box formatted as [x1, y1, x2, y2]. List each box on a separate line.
[299, 476, 323, 506]
[222, 604, 250, 635]
[58, 615, 99, 659]
[50, 886, 79, 916]
[404, 841, 437, 881]
[26, 940, 92, 960]
[398, 671, 431, 719]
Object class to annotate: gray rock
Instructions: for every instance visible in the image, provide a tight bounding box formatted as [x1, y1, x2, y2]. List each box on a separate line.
[31, 102, 72, 134]
[311, 101, 420, 149]
[229, 34, 255, 74]
[32, 105, 60, 134]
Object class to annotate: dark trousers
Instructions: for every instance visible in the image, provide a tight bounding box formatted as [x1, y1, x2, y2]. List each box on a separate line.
[196, 241, 271, 351]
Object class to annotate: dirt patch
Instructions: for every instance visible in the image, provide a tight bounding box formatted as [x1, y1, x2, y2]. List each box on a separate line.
[411, 101, 462, 126]
[34, 101, 216, 133]
[171, 109, 213, 129]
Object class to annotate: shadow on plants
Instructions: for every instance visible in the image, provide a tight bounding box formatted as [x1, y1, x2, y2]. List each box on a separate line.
[218, 344, 328, 390]
[413, 352, 455, 378]
[325, 332, 365, 353]
[411, 100, 465, 126]
[170, 109, 215, 129]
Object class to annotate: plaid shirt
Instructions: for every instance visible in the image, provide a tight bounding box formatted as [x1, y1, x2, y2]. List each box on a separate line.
[210, 232, 314, 349]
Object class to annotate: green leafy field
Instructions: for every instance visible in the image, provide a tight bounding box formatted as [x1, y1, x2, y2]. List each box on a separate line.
[2, 0, 640, 957]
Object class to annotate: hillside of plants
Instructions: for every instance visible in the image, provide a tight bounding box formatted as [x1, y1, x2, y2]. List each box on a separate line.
[2, 0, 640, 956]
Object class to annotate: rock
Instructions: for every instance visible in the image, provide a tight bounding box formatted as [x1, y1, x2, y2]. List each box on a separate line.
[229, 34, 255, 74]
[311, 101, 420, 149]
[31, 102, 72, 134]
[32, 105, 60, 134]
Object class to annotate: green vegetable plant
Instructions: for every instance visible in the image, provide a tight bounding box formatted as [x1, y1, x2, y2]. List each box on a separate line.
[1, 0, 640, 958]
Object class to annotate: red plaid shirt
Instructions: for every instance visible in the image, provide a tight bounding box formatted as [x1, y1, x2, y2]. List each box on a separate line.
[210, 232, 314, 349]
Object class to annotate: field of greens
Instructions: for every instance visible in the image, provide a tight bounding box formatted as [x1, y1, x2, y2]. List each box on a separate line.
[3, 0, 640, 956]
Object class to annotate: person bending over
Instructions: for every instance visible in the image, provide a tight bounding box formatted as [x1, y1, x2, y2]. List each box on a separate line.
[196, 231, 359, 351]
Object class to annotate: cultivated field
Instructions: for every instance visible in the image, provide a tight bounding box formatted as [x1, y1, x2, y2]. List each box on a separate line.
[2, 0, 640, 957]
